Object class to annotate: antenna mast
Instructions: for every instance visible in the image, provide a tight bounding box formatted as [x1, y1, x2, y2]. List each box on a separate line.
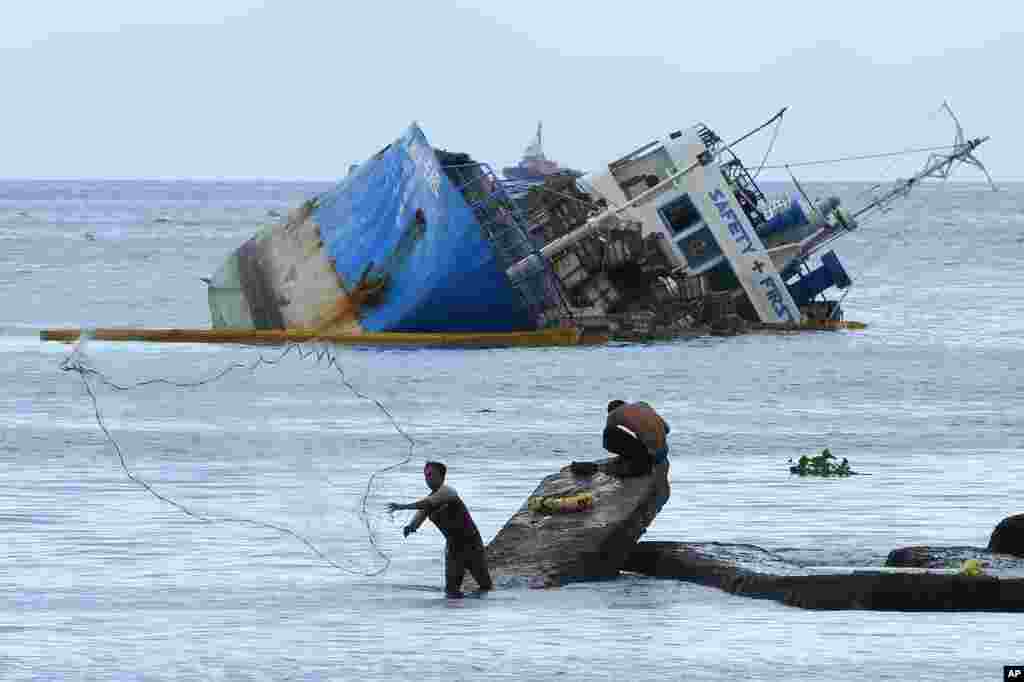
[801, 102, 994, 259]
[851, 102, 994, 223]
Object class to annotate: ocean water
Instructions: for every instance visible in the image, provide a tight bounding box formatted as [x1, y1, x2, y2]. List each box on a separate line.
[1, 179, 1022, 680]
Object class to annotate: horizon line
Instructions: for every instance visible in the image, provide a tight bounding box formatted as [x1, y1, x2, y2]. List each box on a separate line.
[0, 176, 1015, 185]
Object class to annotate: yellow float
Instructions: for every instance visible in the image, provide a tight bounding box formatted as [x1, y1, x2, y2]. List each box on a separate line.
[959, 559, 985, 577]
[528, 492, 594, 514]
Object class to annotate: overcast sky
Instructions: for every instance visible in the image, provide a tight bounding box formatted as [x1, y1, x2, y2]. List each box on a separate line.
[2, 1, 1019, 181]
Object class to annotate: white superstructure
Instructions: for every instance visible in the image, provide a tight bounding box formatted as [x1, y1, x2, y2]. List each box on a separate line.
[513, 126, 802, 324]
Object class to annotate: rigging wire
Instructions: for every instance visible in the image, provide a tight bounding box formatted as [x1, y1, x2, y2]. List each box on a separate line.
[751, 114, 784, 180]
[800, 109, 972, 318]
[756, 144, 958, 170]
[60, 339, 414, 576]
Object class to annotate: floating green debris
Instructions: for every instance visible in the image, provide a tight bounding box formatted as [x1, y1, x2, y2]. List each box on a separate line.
[788, 448, 861, 477]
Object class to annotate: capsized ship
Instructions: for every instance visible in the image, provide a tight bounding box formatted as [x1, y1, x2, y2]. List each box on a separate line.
[208, 106, 991, 335]
[208, 124, 559, 334]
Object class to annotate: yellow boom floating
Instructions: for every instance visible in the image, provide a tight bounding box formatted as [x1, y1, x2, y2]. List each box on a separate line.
[39, 319, 864, 349]
[39, 326, 603, 348]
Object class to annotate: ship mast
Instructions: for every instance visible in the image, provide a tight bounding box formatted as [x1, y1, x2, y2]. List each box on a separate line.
[852, 131, 993, 223]
[801, 102, 994, 258]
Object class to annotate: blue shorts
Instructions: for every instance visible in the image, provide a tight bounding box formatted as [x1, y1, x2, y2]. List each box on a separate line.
[652, 448, 670, 515]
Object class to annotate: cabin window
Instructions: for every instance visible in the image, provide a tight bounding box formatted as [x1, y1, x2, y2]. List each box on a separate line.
[675, 225, 723, 273]
[611, 146, 675, 200]
[658, 194, 703, 236]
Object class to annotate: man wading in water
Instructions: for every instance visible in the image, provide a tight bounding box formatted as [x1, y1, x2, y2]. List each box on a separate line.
[388, 461, 493, 597]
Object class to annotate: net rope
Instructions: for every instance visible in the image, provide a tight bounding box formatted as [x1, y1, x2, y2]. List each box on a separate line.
[59, 337, 414, 576]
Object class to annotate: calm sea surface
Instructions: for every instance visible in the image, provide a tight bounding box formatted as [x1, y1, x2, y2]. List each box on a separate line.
[1, 179, 1022, 680]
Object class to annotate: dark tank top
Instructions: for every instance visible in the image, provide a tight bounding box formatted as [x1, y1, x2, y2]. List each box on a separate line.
[428, 492, 482, 546]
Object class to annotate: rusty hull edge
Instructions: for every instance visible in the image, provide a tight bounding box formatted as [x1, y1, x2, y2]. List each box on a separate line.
[622, 541, 1024, 611]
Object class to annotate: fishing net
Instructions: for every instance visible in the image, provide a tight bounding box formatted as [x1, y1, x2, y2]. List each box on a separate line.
[59, 334, 424, 576]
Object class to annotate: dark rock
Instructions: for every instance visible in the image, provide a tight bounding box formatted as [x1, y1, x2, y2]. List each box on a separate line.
[624, 541, 1024, 611]
[886, 545, 985, 568]
[885, 545, 1024, 575]
[885, 545, 929, 567]
[475, 458, 670, 588]
[989, 514, 1024, 556]
[775, 572, 1019, 611]
[569, 461, 599, 476]
[623, 541, 804, 587]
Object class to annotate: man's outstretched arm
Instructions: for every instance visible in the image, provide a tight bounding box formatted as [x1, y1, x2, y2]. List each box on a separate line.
[388, 486, 459, 537]
[404, 509, 428, 537]
[388, 486, 456, 513]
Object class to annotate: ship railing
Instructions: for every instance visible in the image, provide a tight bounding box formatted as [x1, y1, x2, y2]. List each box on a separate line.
[693, 121, 769, 228]
[444, 162, 574, 327]
[694, 123, 723, 154]
[719, 158, 768, 228]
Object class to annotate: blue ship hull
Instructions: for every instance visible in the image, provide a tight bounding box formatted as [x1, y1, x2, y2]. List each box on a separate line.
[209, 125, 543, 334]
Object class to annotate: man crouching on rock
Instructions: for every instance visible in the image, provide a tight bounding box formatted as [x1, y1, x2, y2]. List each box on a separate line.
[388, 461, 493, 597]
[603, 400, 671, 477]
[603, 400, 671, 516]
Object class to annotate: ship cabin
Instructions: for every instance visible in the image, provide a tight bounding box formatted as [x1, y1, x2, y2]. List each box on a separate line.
[579, 125, 852, 325]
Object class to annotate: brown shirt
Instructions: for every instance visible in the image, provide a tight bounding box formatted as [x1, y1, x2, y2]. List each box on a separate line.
[606, 401, 670, 454]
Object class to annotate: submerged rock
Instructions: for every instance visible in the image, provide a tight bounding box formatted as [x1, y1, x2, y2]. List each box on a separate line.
[624, 541, 1024, 611]
[885, 545, 987, 568]
[623, 541, 804, 587]
[475, 458, 670, 588]
[885, 515, 1024, 572]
